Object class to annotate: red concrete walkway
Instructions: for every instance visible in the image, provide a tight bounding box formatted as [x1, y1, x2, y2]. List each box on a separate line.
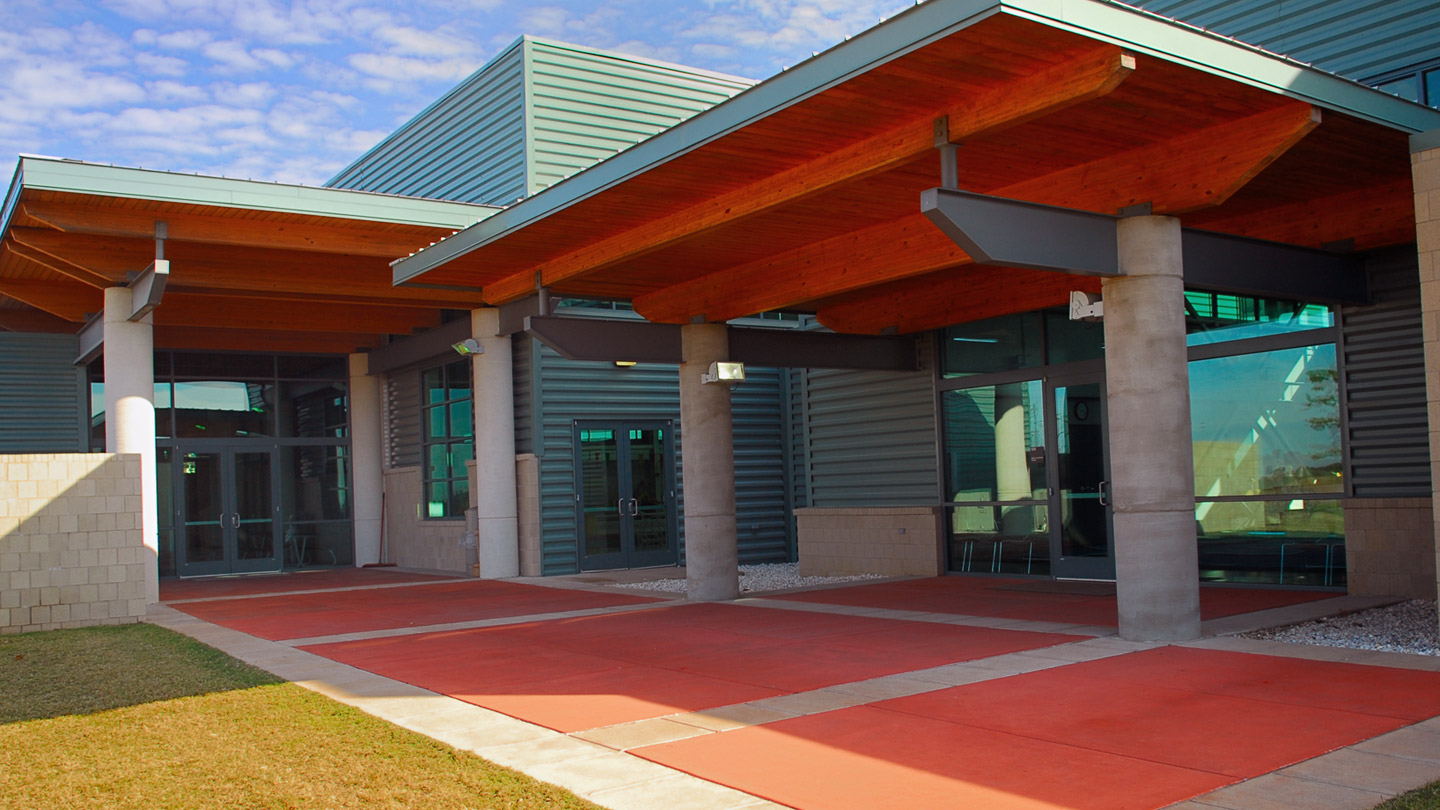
[773, 576, 1339, 626]
[160, 570, 1440, 810]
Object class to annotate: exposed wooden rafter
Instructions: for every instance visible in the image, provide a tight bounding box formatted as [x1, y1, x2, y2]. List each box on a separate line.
[481, 45, 1139, 304]
[634, 101, 1319, 325]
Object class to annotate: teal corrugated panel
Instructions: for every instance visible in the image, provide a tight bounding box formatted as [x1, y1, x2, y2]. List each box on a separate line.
[513, 335, 534, 455]
[525, 40, 751, 194]
[1137, 0, 1440, 81]
[0, 333, 84, 452]
[804, 367, 938, 507]
[730, 365, 791, 564]
[327, 44, 529, 205]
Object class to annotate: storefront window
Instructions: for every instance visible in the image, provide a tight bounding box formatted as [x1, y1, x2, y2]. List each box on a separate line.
[1197, 499, 1344, 587]
[1185, 292, 1332, 346]
[173, 381, 274, 438]
[940, 313, 1045, 377]
[421, 360, 473, 519]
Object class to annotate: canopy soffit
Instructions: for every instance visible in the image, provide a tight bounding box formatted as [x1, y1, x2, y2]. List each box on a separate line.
[396, 3, 1437, 335]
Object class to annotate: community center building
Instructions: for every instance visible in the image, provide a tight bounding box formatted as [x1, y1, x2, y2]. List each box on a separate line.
[2, 0, 1439, 642]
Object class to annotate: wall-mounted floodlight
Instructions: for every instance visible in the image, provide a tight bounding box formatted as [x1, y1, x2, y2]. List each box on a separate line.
[701, 361, 745, 386]
[452, 338, 484, 356]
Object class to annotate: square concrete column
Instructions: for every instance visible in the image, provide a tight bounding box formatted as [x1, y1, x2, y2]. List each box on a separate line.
[348, 354, 384, 566]
[103, 287, 158, 604]
[678, 323, 739, 601]
[1412, 130, 1440, 625]
[1102, 215, 1201, 642]
[470, 308, 519, 579]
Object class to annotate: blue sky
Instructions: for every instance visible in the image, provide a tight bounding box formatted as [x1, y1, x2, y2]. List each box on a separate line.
[0, 0, 910, 186]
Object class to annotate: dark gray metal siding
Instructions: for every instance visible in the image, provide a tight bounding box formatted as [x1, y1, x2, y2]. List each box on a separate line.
[383, 370, 421, 469]
[326, 43, 528, 205]
[0, 333, 84, 452]
[532, 318, 794, 573]
[1136, 0, 1440, 82]
[1341, 248, 1430, 497]
[513, 335, 534, 455]
[803, 367, 938, 507]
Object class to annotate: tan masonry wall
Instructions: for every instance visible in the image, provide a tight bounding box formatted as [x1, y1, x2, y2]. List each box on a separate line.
[1343, 498, 1437, 600]
[381, 466, 468, 574]
[795, 506, 943, 578]
[1, 453, 147, 634]
[516, 454, 542, 577]
[1416, 144, 1440, 610]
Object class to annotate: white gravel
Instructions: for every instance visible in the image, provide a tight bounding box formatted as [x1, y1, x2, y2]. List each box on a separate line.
[1243, 599, 1438, 657]
[613, 562, 884, 595]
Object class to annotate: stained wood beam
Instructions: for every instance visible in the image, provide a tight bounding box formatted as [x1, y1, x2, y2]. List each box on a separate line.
[1188, 181, 1414, 250]
[5, 239, 113, 287]
[0, 308, 77, 333]
[9, 228, 484, 306]
[817, 267, 1103, 335]
[481, 46, 1137, 304]
[21, 201, 449, 258]
[153, 294, 441, 334]
[0, 278, 100, 321]
[635, 102, 1320, 324]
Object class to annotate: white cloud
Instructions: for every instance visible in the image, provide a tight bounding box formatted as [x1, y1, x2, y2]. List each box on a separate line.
[145, 79, 209, 103]
[348, 52, 479, 83]
[134, 51, 190, 77]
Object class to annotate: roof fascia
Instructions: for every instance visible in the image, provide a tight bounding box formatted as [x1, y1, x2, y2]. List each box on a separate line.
[0, 160, 24, 245]
[11, 156, 496, 231]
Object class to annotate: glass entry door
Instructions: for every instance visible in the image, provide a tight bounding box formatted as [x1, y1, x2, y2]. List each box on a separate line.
[575, 422, 677, 571]
[1045, 375, 1115, 580]
[176, 446, 280, 576]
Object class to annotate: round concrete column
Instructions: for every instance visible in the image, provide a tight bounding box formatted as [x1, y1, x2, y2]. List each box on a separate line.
[679, 323, 739, 601]
[103, 288, 158, 604]
[470, 308, 519, 579]
[348, 354, 384, 566]
[994, 385, 1030, 502]
[1102, 215, 1201, 642]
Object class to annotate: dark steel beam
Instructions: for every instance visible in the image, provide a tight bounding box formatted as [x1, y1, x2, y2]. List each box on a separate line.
[922, 186, 1367, 303]
[365, 317, 471, 375]
[921, 187, 1119, 276]
[524, 316, 920, 370]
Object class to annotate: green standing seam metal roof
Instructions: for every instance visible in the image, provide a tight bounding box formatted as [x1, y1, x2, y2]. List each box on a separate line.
[390, 0, 1440, 286]
[0, 155, 500, 248]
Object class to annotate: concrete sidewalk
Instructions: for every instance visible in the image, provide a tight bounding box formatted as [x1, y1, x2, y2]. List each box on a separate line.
[151, 574, 1440, 810]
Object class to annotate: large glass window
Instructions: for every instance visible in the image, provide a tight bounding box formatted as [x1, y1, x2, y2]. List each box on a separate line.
[1185, 291, 1333, 346]
[941, 381, 1049, 576]
[421, 360, 473, 519]
[1191, 343, 1343, 585]
[940, 313, 1045, 378]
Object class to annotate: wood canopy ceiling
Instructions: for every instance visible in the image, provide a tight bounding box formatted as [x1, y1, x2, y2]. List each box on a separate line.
[403, 13, 1419, 336]
[0, 190, 485, 353]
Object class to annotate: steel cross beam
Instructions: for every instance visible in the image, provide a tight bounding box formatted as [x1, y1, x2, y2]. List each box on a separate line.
[920, 187, 1367, 304]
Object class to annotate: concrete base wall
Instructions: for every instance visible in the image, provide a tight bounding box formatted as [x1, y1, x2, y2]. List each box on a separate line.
[517, 454, 542, 577]
[796, 506, 942, 577]
[1, 453, 147, 633]
[1343, 497, 1437, 600]
[381, 466, 468, 573]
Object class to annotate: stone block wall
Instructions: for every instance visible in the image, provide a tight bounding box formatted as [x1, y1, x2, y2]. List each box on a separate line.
[796, 506, 943, 577]
[381, 466, 468, 573]
[1343, 498, 1437, 600]
[516, 454, 542, 577]
[1, 453, 147, 633]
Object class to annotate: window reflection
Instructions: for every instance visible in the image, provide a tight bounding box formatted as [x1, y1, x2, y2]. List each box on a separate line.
[1190, 344, 1341, 497]
[173, 381, 274, 438]
[1197, 499, 1344, 586]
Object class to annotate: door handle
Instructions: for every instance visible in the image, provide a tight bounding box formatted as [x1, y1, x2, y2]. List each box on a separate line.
[617, 499, 626, 516]
[1098, 481, 1110, 507]
[627, 498, 639, 516]
[229, 513, 240, 528]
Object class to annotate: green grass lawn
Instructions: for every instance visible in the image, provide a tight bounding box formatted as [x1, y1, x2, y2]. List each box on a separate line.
[1376, 781, 1440, 810]
[0, 623, 602, 810]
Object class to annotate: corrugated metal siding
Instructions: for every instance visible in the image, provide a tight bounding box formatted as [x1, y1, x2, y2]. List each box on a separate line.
[731, 365, 791, 564]
[803, 367, 939, 507]
[1341, 248, 1429, 497]
[1136, 0, 1440, 81]
[0, 333, 83, 452]
[383, 371, 421, 469]
[325, 43, 528, 205]
[524, 40, 752, 194]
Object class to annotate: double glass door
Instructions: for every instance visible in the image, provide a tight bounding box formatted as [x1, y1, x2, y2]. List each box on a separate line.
[175, 446, 280, 576]
[575, 422, 677, 570]
[1045, 374, 1115, 580]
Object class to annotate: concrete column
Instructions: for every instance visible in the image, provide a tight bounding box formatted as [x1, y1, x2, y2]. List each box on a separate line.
[679, 323, 739, 601]
[103, 288, 158, 604]
[470, 308, 519, 578]
[348, 354, 384, 566]
[1102, 215, 1200, 642]
[993, 385, 1030, 502]
[1412, 133, 1440, 625]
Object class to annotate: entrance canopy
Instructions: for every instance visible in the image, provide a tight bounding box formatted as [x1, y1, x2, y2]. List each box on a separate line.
[394, 0, 1440, 334]
[0, 158, 494, 354]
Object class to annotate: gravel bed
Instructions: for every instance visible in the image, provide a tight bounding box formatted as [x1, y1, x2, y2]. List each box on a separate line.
[1242, 599, 1438, 657]
[613, 562, 884, 595]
